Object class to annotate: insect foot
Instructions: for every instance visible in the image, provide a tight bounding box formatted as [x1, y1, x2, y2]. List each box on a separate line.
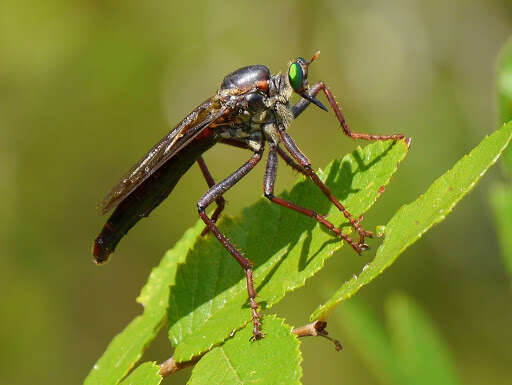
[248, 305, 264, 341]
[249, 328, 265, 342]
[337, 233, 366, 255]
[352, 214, 374, 245]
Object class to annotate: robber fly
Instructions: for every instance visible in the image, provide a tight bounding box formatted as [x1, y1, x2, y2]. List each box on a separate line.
[93, 51, 406, 340]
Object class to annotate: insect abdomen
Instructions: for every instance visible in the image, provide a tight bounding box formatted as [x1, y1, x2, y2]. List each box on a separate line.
[93, 132, 217, 263]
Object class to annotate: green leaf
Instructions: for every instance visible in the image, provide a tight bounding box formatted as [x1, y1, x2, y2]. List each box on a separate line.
[490, 184, 512, 282]
[169, 140, 409, 361]
[386, 294, 462, 385]
[187, 316, 301, 385]
[312, 122, 512, 321]
[338, 296, 461, 385]
[84, 224, 202, 385]
[497, 37, 512, 172]
[118, 362, 162, 385]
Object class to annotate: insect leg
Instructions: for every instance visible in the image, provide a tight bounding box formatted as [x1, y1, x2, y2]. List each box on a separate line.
[197, 149, 264, 340]
[279, 130, 372, 247]
[219, 140, 366, 248]
[197, 156, 225, 236]
[294, 81, 407, 142]
[264, 143, 363, 253]
[276, 145, 307, 174]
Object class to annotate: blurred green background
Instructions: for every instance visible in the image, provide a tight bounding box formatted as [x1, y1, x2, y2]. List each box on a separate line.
[2, 0, 512, 384]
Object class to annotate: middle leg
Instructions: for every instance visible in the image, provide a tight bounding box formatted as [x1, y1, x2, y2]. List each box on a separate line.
[264, 143, 365, 254]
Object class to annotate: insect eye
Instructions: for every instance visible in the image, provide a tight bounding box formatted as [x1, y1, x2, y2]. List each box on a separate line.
[288, 61, 305, 92]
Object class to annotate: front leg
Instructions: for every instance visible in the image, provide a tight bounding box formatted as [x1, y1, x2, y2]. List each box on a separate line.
[279, 130, 372, 248]
[293, 81, 408, 143]
[264, 143, 364, 253]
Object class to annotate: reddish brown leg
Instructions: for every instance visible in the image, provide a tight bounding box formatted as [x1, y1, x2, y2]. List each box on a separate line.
[219, 139, 367, 247]
[264, 143, 365, 254]
[279, 131, 372, 247]
[197, 157, 225, 236]
[276, 145, 306, 174]
[198, 149, 265, 340]
[293, 81, 406, 142]
[288, 82, 409, 246]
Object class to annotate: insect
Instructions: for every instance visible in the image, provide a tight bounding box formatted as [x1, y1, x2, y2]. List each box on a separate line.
[93, 51, 406, 340]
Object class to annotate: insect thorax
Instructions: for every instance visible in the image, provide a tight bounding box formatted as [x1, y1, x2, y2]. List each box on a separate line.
[216, 73, 293, 150]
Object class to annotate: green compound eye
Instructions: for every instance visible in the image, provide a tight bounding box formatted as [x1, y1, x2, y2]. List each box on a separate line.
[288, 62, 304, 92]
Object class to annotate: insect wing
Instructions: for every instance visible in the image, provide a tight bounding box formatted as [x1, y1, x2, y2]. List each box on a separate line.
[98, 99, 229, 214]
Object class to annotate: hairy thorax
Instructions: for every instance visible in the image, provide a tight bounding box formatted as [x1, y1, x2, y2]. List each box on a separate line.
[214, 73, 293, 151]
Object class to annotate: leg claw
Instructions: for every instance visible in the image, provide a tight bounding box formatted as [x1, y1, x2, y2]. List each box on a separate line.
[249, 331, 265, 342]
[355, 215, 373, 244]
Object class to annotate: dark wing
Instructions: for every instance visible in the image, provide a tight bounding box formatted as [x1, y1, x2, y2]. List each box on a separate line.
[98, 97, 229, 214]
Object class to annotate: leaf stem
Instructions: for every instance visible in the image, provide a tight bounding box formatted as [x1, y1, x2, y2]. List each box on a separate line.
[292, 320, 343, 351]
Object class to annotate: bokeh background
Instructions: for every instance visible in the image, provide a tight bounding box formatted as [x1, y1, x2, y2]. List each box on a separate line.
[2, 0, 512, 384]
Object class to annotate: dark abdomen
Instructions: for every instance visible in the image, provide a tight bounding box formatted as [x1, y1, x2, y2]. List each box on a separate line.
[93, 133, 217, 263]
